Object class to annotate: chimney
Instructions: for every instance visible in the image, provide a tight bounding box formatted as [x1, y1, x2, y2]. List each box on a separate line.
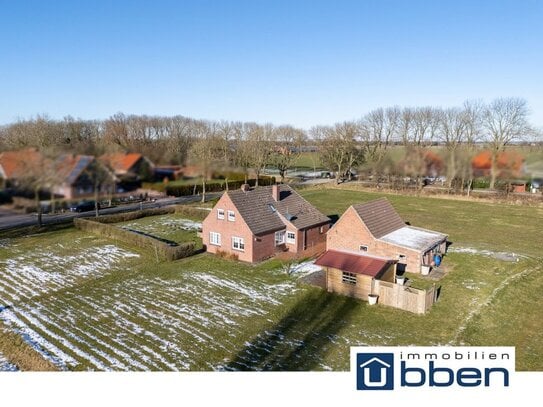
[272, 184, 280, 201]
[241, 183, 250, 192]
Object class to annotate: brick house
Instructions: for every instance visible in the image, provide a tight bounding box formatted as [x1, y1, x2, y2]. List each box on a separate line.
[99, 152, 154, 190]
[0, 148, 45, 188]
[53, 155, 116, 200]
[202, 184, 331, 262]
[327, 198, 447, 274]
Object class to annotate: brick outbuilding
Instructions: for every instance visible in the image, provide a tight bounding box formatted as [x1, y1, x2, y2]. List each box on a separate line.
[327, 198, 447, 274]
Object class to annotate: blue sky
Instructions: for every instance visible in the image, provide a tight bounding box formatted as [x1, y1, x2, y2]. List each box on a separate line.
[1, 0, 542, 128]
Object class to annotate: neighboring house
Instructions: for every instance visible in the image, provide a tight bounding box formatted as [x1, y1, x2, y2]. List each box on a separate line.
[53, 154, 116, 200]
[202, 184, 331, 262]
[327, 198, 447, 274]
[0, 148, 45, 188]
[100, 153, 154, 188]
[154, 165, 184, 181]
[315, 250, 397, 301]
[472, 150, 525, 178]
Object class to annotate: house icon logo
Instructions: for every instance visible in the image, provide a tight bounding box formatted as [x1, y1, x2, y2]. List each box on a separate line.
[356, 353, 394, 390]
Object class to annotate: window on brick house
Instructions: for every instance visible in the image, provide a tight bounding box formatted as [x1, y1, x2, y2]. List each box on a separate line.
[209, 232, 221, 246]
[227, 210, 235, 222]
[232, 236, 245, 251]
[217, 209, 225, 219]
[359, 245, 368, 252]
[286, 231, 296, 244]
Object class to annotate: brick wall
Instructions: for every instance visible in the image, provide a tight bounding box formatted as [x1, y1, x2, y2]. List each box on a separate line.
[202, 193, 256, 263]
[327, 206, 423, 273]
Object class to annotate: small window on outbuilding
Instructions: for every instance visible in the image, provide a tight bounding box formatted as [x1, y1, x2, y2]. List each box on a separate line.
[342, 272, 357, 285]
[359, 245, 368, 252]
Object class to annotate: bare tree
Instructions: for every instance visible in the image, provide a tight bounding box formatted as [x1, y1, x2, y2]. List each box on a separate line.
[189, 121, 225, 201]
[438, 107, 468, 189]
[319, 122, 363, 184]
[360, 107, 399, 183]
[482, 98, 531, 189]
[270, 125, 306, 183]
[243, 123, 274, 186]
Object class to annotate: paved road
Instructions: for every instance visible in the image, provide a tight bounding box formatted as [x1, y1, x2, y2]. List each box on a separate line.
[0, 193, 222, 232]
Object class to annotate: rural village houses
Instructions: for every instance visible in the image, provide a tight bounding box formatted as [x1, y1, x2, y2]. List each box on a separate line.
[0, 148, 155, 200]
[202, 184, 331, 262]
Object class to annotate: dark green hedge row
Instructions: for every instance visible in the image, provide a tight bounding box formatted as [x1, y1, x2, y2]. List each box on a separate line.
[165, 177, 275, 197]
[74, 218, 194, 261]
[90, 207, 176, 224]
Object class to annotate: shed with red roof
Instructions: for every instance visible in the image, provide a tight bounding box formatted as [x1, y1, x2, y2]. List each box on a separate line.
[315, 250, 397, 301]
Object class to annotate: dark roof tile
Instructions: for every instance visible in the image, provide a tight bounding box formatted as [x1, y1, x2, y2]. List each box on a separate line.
[352, 198, 405, 238]
[227, 185, 330, 235]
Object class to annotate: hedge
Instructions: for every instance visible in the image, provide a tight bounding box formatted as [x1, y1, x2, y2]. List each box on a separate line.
[165, 177, 276, 197]
[74, 218, 195, 262]
[89, 207, 177, 224]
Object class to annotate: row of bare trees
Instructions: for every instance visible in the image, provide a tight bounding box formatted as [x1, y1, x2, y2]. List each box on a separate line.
[0, 98, 539, 193]
[311, 98, 537, 190]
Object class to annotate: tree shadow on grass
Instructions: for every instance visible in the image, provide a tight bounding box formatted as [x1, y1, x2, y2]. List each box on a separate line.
[223, 290, 360, 371]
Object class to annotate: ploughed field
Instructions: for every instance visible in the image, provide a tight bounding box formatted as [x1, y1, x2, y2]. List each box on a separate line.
[0, 189, 541, 371]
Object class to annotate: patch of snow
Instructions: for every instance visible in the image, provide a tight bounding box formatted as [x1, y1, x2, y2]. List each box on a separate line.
[0, 351, 18, 372]
[121, 217, 202, 235]
[449, 246, 526, 262]
[380, 226, 445, 251]
[288, 260, 323, 277]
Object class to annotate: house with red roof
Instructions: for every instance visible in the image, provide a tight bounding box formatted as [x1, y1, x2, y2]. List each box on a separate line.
[0, 148, 45, 188]
[202, 184, 331, 262]
[53, 154, 116, 200]
[99, 153, 154, 188]
[471, 150, 525, 178]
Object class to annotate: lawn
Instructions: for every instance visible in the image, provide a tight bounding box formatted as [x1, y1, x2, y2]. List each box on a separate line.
[0, 187, 541, 371]
[116, 214, 204, 249]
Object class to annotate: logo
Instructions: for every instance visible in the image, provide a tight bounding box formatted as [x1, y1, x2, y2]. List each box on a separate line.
[356, 353, 394, 390]
[352, 347, 515, 392]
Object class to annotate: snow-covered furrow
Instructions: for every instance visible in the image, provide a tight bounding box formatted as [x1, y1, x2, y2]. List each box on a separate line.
[13, 308, 108, 371]
[28, 305, 128, 371]
[0, 352, 17, 372]
[1, 308, 76, 369]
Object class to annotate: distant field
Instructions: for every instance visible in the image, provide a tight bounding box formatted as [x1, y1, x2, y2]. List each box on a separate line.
[0, 187, 541, 371]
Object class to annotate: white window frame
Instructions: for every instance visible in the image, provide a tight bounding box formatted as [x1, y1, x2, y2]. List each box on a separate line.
[342, 271, 357, 285]
[227, 210, 235, 222]
[209, 232, 221, 246]
[217, 208, 225, 220]
[319, 226, 325, 234]
[286, 231, 296, 244]
[359, 245, 368, 252]
[232, 236, 245, 251]
[275, 230, 285, 246]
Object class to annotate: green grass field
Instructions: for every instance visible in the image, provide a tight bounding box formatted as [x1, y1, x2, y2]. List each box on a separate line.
[0, 187, 541, 371]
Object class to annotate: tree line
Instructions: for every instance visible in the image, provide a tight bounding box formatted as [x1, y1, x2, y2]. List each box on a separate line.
[0, 97, 540, 191]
